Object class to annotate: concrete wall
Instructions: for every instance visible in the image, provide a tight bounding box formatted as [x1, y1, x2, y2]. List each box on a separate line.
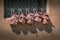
[0, 0, 60, 40]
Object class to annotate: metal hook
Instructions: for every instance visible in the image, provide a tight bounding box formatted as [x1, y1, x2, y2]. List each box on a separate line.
[10, 8, 15, 16]
[33, 8, 37, 14]
[25, 8, 29, 15]
[18, 8, 22, 15]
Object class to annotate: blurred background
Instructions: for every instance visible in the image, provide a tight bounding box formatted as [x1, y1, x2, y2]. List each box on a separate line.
[0, 0, 60, 40]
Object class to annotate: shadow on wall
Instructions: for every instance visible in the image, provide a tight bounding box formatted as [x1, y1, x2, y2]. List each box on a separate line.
[10, 20, 55, 35]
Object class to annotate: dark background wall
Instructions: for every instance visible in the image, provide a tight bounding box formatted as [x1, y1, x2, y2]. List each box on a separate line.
[4, 0, 47, 18]
[0, 0, 60, 40]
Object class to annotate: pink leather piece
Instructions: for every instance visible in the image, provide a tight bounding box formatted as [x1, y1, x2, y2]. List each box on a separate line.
[10, 14, 19, 25]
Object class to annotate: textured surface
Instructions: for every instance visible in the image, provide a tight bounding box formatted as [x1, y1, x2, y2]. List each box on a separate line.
[0, 0, 60, 40]
[4, 0, 47, 18]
